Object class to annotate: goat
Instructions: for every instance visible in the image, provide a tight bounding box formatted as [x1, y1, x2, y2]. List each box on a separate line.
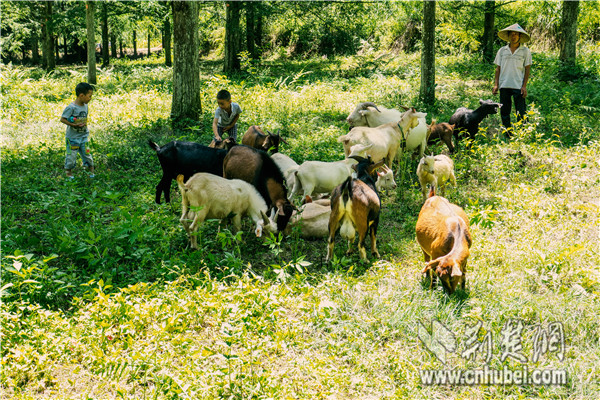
[326, 156, 384, 262]
[416, 154, 456, 200]
[338, 108, 427, 168]
[427, 119, 455, 153]
[209, 137, 237, 150]
[223, 145, 295, 232]
[148, 140, 230, 204]
[416, 187, 471, 294]
[285, 200, 331, 239]
[176, 174, 273, 249]
[449, 99, 502, 143]
[241, 125, 287, 154]
[271, 152, 299, 190]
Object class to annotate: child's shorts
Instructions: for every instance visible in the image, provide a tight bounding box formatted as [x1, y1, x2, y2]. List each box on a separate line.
[217, 124, 238, 141]
[65, 138, 94, 170]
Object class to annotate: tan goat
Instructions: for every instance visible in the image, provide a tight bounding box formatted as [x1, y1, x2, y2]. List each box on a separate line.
[415, 187, 472, 294]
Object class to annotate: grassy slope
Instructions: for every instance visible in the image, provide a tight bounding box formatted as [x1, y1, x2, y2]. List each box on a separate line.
[1, 50, 599, 399]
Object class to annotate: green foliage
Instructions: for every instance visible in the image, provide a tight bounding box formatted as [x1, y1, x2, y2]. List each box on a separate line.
[2, 45, 600, 398]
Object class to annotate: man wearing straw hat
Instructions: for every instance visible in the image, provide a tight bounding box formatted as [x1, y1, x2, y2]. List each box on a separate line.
[492, 23, 532, 135]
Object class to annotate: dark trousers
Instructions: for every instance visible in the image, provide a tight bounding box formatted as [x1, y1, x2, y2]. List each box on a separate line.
[499, 88, 526, 129]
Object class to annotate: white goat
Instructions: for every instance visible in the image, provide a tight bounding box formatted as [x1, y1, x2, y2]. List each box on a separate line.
[346, 102, 429, 159]
[416, 154, 457, 200]
[271, 152, 299, 190]
[285, 200, 331, 238]
[289, 158, 356, 200]
[338, 108, 427, 168]
[176, 173, 273, 249]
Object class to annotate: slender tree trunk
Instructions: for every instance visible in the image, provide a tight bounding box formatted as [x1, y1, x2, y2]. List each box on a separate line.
[42, 1, 55, 71]
[32, 30, 40, 65]
[119, 38, 124, 58]
[560, 0, 580, 64]
[420, 0, 436, 105]
[86, 1, 97, 84]
[164, 16, 172, 67]
[482, 0, 495, 63]
[171, 1, 201, 121]
[255, 2, 263, 51]
[224, 1, 242, 73]
[246, 2, 256, 59]
[148, 29, 151, 58]
[63, 35, 68, 59]
[111, 33, 117, 58]
[101, 2, 109, 66]
[55, 37, 60, 62]
[133, 30, 137, 57]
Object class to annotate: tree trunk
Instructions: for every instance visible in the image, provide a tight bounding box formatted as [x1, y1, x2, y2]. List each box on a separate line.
[111, 33, 117, 58]
[224, 1, 242, 73]
[133, 30, 137, 57]
[119, 38, 124, 58]
[32, 30, 40, 65]
[42, 1, 55, 71]
[101, 2, 109, 67]
[420, 0, 436, 105]
[164, 16, 172, 67]
[559, 0, 579, 64]
[482, 0, 495, 63]
[86, 1, 97, 84]
[255, 2, 263, 51]
[63, 36, 68, 59]
[148, 29, 151, 58]
[171, 1, 201, 122]
[246, 2, 256, 59]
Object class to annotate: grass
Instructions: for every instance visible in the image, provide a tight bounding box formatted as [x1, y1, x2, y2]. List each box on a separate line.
[1, 47, 600, 399]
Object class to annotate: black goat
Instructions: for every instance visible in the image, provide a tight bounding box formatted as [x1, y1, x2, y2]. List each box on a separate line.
[148, 140, 230, 204]
[449, 99, 502, 143]
[223, 145, 295, 232]
[326, 156, 384, 263]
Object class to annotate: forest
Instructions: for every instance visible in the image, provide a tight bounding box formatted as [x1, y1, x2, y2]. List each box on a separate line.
[1, 1, 599, 399]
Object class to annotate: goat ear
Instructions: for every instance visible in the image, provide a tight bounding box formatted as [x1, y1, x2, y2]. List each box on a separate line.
[277, 205, 285, 216]
[422, 259, 440, 274]
[451, 264, 463, 278]
[260, 210, 270, 226]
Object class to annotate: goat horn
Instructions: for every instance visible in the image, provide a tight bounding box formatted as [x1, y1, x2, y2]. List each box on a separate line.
[360, 102, 381, 112]
[399, 105, 410, 111]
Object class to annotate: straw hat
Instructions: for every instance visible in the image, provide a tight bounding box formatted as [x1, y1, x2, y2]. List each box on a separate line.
[498, 23, 530, 43]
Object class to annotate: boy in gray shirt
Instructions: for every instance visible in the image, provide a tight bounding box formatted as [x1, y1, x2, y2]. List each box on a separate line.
[60, 82, 94, 179]
[212, 89, 242, 142]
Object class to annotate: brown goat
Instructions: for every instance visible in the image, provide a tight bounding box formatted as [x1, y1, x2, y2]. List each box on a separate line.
[326, 157, 384, 263]
[427, 119, 455, 153]
[223, 145, 295, 232]
[415, 187, 472, 294]
[241, 125, 287, 153]
[209, 136, 237, 150]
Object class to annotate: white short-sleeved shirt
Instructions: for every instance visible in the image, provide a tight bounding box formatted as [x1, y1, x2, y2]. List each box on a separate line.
[214, 102, 242, 128]
[494, 45, 532, 90]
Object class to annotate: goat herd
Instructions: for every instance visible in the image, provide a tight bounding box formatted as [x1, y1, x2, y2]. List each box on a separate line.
[149, 99, 503, 294]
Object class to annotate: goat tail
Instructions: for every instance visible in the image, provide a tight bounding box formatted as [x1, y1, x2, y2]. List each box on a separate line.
[148, 140, 160, 152]
[340, 176, 353, 206]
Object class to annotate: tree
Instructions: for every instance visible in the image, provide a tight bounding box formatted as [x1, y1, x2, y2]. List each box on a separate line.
[101, 1, 109, 67]
[41, 1, 55, 71]
[224, 1, 242, 73]
[171, 1, 201, 122]
[86, 1, 96, 84]
[559, 0, 580, 65]
[420, 0, 435, 105]
[163, 13, 172, 67]
[482, 0, 495, 63]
